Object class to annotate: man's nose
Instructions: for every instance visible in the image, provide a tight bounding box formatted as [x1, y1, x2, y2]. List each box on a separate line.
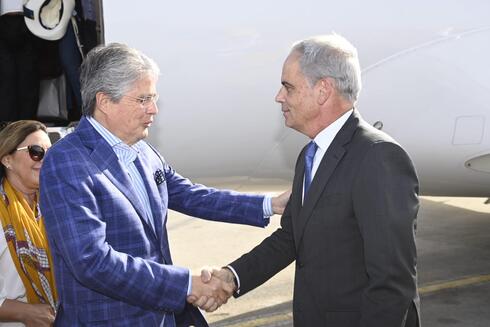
[146, 101, 159, 114]
[275, 87, 285, 103]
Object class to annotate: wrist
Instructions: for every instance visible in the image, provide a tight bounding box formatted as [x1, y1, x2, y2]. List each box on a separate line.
[3, 300, 30, 322]
[222, 268, 236, 289]
[223, 265, 240, 295]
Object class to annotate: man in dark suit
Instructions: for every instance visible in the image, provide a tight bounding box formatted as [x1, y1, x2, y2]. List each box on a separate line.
[199, 34, 420, 326]
[39, 43, 288, 326]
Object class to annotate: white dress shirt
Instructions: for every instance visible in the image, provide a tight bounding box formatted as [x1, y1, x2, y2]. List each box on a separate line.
[303, 109, 353, 201]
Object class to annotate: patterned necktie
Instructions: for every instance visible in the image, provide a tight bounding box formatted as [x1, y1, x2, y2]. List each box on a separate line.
[304, 141, 318, 197]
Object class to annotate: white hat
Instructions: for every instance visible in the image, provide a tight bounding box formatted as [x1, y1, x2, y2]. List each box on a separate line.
[23, 0, 75, 41]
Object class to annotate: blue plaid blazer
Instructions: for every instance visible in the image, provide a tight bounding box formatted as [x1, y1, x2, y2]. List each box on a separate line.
[40, 117, 267, 326]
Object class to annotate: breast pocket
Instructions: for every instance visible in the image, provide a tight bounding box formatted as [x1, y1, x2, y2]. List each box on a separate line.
[318, 192, 342, 206]
[156, 180, 168, 207]
[311, 192, 353, 224]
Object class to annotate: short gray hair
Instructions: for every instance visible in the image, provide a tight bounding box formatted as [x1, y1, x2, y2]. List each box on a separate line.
[292, 34, 361, 103]
[80, 43, 160, 116]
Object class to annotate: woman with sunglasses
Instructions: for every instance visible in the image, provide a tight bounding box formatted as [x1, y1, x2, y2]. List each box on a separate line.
[0, 120, 56, 326]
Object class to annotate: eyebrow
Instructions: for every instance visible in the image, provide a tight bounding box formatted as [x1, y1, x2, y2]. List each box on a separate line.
[137, 93, 155, 98]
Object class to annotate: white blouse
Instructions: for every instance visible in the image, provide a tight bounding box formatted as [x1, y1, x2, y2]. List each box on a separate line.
[0, 229, 27, 327]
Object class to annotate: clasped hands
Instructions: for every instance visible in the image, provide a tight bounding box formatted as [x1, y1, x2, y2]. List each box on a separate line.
[187, 268, 236, 312]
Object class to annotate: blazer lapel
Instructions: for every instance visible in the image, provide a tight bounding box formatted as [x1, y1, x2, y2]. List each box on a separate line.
[291, 146, 306, 244]
[134, 153, 164, 242]
[78, 118, 157, 239]
[293, 111, 361, 250]
[294, 145, 346, 250]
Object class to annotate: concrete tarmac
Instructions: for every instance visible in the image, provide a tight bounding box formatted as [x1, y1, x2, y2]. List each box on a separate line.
[167, 195, 490, 326]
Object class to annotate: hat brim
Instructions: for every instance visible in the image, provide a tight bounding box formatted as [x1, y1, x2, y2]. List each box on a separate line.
[24, 0, 75, 41]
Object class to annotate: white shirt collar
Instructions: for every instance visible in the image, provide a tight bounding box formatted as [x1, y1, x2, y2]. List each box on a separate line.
[86, 116, 142, 164]
[313, 109, 353, 152]
[302, 109, 353, 203]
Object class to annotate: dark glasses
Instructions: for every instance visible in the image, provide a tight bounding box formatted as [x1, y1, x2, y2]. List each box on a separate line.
[16, 145, 46, 162]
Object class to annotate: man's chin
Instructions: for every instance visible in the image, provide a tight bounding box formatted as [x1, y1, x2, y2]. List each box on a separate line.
[141, 128, 149, 139]
[131, 129, 149, 144]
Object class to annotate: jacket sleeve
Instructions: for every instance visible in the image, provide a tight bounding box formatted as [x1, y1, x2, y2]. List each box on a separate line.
[228, 199, 296, 296]
[165, 163, 269, 227]
[352, 141, 419, 327]
[39, 147, 189, 313]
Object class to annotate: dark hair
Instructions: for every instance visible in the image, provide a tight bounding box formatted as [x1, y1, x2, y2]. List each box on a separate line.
[0, 120, 48, 179]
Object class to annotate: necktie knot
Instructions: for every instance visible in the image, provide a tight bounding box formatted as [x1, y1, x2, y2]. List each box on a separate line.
[304, 141, 318, 197]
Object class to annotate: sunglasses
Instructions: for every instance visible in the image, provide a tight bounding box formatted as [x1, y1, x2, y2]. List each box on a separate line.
[16, 145, 46, 162]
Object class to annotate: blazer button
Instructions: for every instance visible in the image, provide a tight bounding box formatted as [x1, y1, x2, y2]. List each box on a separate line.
[297, 261, 304, 269]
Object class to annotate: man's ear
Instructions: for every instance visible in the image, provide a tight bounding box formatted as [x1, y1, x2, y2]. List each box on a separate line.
[317, 78, 334, 105]
[96, 92, 110, 114]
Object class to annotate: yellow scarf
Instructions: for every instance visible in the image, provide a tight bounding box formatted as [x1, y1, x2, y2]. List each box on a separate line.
[0, 178, 57, 311]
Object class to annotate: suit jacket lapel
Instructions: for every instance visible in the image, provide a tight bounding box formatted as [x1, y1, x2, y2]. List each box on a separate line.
[77, 118, 157, 240]
[294, 145, 346, 250]
[291, 146, 306, 244]
[293, 111, 361, 250]
[134, 153, 164, 242]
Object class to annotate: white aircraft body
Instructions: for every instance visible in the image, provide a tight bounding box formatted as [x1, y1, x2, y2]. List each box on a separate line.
[101, 0, 490, 197]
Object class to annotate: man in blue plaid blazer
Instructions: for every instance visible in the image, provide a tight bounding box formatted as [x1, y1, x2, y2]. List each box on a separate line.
[39, 43, 287, 326]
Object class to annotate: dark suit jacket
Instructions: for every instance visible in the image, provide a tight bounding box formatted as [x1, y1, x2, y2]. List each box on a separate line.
[40, 117, 269, 327]
[230, 111, 420, 327]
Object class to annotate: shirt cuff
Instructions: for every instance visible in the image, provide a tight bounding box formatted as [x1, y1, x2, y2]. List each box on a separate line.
[262, 195, 273, 218]
[226, 265, 241, 295]
[186, 269, 192, 295]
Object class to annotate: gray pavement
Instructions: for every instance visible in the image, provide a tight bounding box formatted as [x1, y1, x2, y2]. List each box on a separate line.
[167, 196, 490, 326]
[422, 282, 490, 327]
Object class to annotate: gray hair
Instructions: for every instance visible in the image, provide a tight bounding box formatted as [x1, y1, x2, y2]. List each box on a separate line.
[80, 43, 160, 116]
[292, 34, 361, 103]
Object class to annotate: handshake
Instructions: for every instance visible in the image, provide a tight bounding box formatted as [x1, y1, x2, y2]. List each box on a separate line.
[187, 267, 237, 312]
